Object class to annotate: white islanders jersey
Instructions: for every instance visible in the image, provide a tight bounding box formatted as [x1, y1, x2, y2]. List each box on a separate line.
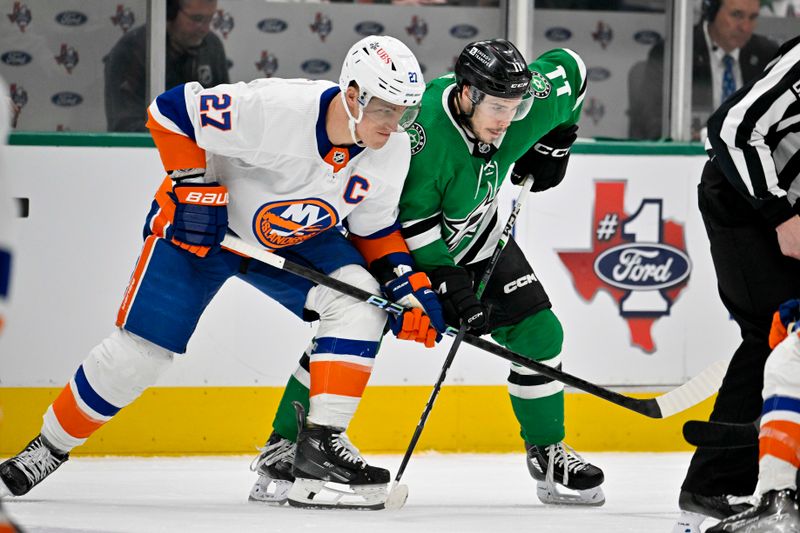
[147, 78, 411, 250]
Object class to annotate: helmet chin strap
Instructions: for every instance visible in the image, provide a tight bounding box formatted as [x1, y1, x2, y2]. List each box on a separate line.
[341, 91, 366, 147]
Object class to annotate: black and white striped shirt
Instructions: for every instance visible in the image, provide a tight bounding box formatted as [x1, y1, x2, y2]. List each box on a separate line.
[707, 35, 800, 227]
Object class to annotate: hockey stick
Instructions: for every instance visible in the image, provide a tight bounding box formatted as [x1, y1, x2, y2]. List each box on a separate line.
[682, 419, 759, 448]
[384, 175, 534, 510]
[221, 236, 727, 419]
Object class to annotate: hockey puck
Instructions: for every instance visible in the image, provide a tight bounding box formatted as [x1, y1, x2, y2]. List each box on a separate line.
[384, 484, 409, 510]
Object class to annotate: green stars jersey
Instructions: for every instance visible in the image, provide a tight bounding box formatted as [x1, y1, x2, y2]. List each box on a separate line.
[399, 48, 586, 271]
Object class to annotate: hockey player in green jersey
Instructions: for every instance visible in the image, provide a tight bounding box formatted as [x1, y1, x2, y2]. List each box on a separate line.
[397, 39, 605, 506]
[249, 39, 604, 508]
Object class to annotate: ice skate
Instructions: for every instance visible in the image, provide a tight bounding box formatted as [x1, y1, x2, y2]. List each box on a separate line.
[706, 489, 800, 532]
[0, 434, 69, 497]
[525, 441, 605, 506]
[248, 430, 296, 505]
[287, 402, 389, 510]
[671, 489, 754, 533]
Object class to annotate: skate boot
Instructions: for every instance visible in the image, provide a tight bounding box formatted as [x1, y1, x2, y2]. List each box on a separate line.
[0, 434, 68, 497]
[248, 431, 296, 505]
[672, 489, 754, 533]
[287, 402, 389, 510]
[705, 489, 800, 532]
[525, 441, 605, 506]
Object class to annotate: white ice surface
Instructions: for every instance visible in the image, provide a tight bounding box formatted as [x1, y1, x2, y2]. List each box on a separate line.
[5, 452, 706, 533]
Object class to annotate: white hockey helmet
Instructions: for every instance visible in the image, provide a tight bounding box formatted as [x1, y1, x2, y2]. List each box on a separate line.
[339, 35, 425, 143]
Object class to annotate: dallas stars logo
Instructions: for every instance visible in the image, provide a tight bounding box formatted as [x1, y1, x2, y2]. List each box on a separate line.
[409, 123, 426, 155]
[530, 71, 551, 99]
[442, 172, 497, 251]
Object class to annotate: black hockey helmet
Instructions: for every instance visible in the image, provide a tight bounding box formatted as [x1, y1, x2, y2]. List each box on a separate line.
[455, 39, 532, 99]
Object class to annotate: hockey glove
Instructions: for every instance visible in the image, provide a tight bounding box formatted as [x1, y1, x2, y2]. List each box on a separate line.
[166, 181, 229, 258]
[430, 265, 490, 336]
[511, 124, 578, 193]
[384, 271, 446, 348]
[769, 298, 800, 349]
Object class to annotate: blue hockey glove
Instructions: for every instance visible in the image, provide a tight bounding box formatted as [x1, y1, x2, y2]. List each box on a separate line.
[165, 181, 229, 257]
[384, 271, 446, 348]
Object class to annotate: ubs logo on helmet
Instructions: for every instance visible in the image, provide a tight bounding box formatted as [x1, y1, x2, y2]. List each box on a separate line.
[253, 198, 339, 249]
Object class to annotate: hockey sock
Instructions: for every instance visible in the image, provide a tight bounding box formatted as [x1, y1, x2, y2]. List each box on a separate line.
[492, 309, 566, 445]
[272, 374, 310, 442]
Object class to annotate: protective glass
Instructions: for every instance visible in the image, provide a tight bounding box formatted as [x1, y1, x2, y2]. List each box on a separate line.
[362, 97, 420, 131]
[468, 87, 533, 122]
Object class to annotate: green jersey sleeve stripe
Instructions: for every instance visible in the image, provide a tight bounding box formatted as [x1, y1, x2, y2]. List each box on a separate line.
[400, 213, 441, 238]
[404, 224, 442, 252]
[563, 48, 587, 111]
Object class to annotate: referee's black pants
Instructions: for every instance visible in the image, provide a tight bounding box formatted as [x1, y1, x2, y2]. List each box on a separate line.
[682, 159, 800, 497]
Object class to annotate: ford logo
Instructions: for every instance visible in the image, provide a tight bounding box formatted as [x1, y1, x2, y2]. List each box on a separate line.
[354, 21, 384, 36]
[257, 18, 287, 33]
[587, 67, 611, 82]
[301, 59, 331, 74]
[450, 24, 478, 39]
[51, 91, 83, 107]
[594, 243, 691, 291]
[545, 27, 572, 42]
[633, 30, 661, 45]
[55, 11, 88, 26]
[1, 51, 32, 66]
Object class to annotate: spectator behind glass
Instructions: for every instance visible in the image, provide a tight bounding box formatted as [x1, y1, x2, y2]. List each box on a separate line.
[104, 0, 229, 132]
[631, 0, 778, 139]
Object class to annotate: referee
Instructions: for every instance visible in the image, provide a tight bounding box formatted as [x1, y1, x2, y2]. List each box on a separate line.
[676, 35, 800, 532]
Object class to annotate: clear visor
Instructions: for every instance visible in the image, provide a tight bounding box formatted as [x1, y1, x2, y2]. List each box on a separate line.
[469, 87, 533, 122]
[362, 96, 420, 131]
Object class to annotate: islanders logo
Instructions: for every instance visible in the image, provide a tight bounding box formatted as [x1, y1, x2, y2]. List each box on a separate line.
[557, 181, 691, 352]
[253, 198, 338, 249]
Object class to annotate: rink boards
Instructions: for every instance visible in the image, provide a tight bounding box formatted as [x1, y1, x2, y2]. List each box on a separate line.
[0, 137, 732, 454]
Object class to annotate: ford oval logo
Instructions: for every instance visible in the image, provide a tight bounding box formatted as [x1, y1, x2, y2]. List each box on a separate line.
[1, 51, 32, 66]
[55, 11, 88, 26]
[633, 30, 661, 45]
[545, 27, 572, 42]
[51, 91, 83, 107]
[301, 59, 331, 75]
[593, 243, 691, 291]
[354, 21, 384, 36]
[257, 18, 287, 33]
[450, 24, 478, 39]
[587, 67, 611, 82]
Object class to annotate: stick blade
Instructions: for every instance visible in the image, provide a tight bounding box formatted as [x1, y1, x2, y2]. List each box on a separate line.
[654, 360, 728, 418]
[384, 484, 409, 510]
[683, 419, 759, 448]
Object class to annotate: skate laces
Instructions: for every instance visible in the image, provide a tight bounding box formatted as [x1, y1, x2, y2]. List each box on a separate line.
[250, 436, 296, 473]
[546, 442, 586, 487]
[330, 432, 366, 468]
[12, 439, 64, 485]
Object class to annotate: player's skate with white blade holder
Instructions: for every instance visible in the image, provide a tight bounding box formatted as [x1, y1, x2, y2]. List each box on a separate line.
[672, 490, 755, 533]
[525, 441, 605, 506]
[705, 489, 800, 532]
[287, 402, 390, 510]
[248, 430, 296, 505]
[0, 434, 69, 497]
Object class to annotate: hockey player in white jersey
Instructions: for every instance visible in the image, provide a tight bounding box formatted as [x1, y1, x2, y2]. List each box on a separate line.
[0, 36, 446, 511]
[707, 299, 800, 532]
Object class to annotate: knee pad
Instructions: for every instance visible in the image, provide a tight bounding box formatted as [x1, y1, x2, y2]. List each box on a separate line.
[81, 328, 174, 408]
[305, 264, 386, 341]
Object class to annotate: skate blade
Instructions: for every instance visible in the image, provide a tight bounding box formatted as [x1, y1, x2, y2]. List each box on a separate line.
[384, 483, 409, 510]
[536, 481, 605, 507]
[287, 478, 388, 510]
[248, 477, 292, 506]
[671, 511, 706, 533]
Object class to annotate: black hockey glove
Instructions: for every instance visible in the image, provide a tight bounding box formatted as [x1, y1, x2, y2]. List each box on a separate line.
[511, 124, 578, 193]
[430, 265, 490, 336]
